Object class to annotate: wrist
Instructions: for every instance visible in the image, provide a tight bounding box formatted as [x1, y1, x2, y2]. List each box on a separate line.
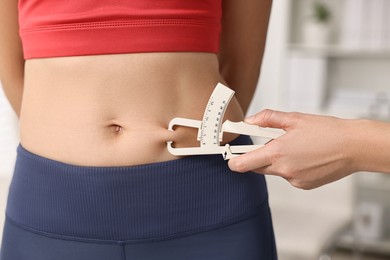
[347, 118, 384, 173]
[342, 118, 368, 173]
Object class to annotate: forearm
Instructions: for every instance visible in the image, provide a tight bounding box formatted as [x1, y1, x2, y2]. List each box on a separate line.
[0, 0, 25, 117]
[0, 50, 25, 117]
[219, 56, 263, 116]
[1, 77, 23, 117]
[350, 119, 390, 174]
[218, 0, 272, 115]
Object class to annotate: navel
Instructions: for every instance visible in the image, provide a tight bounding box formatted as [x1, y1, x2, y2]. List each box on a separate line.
[108, 124, 123, 135]
[114, 125, 123, 134]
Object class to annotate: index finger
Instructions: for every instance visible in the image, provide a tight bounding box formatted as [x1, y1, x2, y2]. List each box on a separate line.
[245, 109, 293, 130]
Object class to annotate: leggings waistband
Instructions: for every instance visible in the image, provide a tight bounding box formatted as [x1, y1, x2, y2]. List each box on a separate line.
[6, 135, 268, 242]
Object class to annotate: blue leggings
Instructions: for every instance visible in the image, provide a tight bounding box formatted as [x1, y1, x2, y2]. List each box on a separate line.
[1, 136, 277, 260]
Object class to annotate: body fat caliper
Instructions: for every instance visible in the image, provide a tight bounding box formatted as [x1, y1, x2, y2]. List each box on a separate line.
[167, 83, 285, 160]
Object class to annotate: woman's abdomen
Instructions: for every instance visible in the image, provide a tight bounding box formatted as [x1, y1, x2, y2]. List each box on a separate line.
[19, 52, 244, 166]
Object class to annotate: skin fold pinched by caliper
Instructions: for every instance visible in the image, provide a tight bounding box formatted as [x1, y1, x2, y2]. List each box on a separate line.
[166, 83, 285, 160]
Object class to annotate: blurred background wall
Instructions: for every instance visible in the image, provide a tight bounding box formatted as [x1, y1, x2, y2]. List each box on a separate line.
[249, 0, 390, 259]
[1, 0, 390, 259]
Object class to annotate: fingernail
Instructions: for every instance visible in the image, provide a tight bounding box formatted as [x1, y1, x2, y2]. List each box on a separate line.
[245, 115, 255, 123]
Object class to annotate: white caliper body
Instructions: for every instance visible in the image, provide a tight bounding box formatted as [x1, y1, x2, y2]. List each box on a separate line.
[166, 83, 285, 160]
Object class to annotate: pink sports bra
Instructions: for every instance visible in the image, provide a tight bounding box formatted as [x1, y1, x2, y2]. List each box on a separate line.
[18, 0, 222, 59]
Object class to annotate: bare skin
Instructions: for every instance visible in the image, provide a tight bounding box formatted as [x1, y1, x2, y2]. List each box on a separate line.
[228, 109, 390, 190]
[1, 0, 273, 167]
[19, 53, 244, 166]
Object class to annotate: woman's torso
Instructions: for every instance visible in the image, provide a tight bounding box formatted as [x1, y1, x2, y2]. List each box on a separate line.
[19, 52, 244, 166]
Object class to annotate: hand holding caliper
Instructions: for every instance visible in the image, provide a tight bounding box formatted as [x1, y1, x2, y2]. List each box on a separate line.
[167, 83, 285, 160]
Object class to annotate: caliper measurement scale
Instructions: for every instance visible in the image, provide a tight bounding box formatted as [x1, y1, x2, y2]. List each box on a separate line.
[199, 84, 234, 146]
[167, 83, 285, 160]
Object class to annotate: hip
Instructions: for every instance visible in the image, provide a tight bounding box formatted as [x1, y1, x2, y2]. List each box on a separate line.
[5, 135, 269, 242]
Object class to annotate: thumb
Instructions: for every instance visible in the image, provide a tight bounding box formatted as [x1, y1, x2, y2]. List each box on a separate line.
[228, 146, 272, 173]
[245, 109, 292, 129]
